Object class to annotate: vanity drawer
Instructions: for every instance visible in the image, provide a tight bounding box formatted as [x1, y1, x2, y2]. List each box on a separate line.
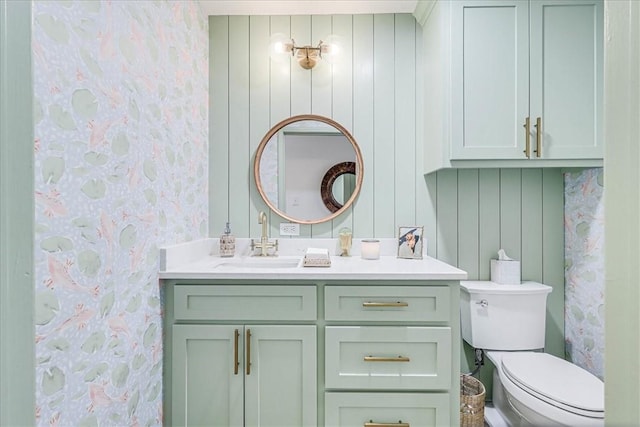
[325, 326, 451, 390]
[325, 392, 450, 427]
[324, 286, 450, 322]
[173, 285, 316, 321]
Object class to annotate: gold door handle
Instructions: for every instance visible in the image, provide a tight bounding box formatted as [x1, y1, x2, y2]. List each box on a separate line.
[365, 421, 410, 427]
[534, 116, 542, 157]
[246, 329, 251, 375]
[362, 301, 408, 307]
[364, 355, 411, 362]
[233, 329, 239, 375]
[523, 117, 531, 158]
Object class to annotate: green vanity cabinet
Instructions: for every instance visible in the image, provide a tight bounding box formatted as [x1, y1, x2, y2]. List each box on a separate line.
[165, 283, 318, 427]
[163, 280, 461, 426]
[421, 0, 604, 173]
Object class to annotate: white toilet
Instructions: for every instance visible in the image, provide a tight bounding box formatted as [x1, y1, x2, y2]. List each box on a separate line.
[460, 281, 604, 427]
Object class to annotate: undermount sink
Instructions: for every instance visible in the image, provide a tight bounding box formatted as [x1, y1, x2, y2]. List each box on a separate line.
[213, 257, 301, 270]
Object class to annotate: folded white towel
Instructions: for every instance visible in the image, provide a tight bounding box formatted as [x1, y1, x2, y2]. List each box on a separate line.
[304, 247, 330, 260]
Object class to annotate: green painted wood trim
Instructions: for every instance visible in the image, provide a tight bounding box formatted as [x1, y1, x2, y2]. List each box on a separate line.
[604, 1, 640, 423]
[0, 0, 35, 425]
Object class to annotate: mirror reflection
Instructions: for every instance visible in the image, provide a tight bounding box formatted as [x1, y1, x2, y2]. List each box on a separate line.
[321, 161, 356, 213]
[254, 115, 364, 224]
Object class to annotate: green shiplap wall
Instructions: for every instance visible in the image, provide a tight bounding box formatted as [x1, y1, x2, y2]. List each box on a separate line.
[0, 0, 35, 424]
[208, 13, 565, 378]
[210, 14, 423, 239]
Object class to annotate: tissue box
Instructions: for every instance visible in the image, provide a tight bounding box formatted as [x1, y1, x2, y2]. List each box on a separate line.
[491, 259, 521, 285]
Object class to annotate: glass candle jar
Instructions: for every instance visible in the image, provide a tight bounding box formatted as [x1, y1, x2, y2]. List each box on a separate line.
[361, 239, 380, 260]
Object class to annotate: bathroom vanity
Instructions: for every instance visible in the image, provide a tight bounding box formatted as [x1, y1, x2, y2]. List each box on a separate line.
[160, 239, 467, 426]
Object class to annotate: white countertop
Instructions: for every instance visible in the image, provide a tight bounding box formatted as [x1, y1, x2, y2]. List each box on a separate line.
[159, 238, 467, 281]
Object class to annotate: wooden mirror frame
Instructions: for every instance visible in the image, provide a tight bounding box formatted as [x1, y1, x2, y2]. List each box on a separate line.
[320, 161, 356, 213]
[254, 114, 364, 225]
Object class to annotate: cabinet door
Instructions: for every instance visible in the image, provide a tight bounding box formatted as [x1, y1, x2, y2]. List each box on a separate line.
[529, 0, 603, 159]
[172, 325, 244, 427]
[244, 325, 317, 427]
[452, 0, 530, 160]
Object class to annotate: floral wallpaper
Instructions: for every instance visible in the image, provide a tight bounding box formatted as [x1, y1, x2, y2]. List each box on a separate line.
[564, 168, 605, 380]
[32, 1, 209, 425]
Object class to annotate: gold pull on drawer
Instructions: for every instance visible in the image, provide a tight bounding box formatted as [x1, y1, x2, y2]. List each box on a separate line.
[364, 355, 410, 362]
[362, 301, 408, 308]
[365, 421, 410, 427]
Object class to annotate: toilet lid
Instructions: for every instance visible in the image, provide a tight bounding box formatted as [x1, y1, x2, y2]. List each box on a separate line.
[501, 352, 604, 418]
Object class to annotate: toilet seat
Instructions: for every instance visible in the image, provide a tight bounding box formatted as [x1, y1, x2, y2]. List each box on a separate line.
[500, 352, 604, 419]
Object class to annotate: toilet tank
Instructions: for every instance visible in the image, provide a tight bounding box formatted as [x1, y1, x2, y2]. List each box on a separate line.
[460, 281, 552, 351]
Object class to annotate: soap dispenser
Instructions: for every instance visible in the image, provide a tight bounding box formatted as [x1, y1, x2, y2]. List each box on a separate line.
[219, 222, 235, 257]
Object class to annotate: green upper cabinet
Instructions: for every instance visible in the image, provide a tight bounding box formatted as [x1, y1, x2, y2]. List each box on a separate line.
[420, 0, 603, 173]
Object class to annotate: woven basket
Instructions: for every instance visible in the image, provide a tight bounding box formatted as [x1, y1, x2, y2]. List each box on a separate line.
[460, 374, 486, 427]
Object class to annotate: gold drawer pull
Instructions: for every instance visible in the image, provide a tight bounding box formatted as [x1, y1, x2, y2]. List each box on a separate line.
[362, 301, 408, 308]
[534, 116, 542, 157]
[365, 421, 409, 427]
[233, 329, 239, 375]
[523, 116, 531, 158]
[364, 355, 410, 362]
[246, 329, 251, 375]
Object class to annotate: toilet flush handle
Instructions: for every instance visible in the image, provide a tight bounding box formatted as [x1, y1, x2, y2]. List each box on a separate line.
[476, 299, 488, 308]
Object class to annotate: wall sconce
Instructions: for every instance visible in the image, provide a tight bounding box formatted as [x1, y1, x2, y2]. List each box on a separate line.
[273, 38, 333, 70]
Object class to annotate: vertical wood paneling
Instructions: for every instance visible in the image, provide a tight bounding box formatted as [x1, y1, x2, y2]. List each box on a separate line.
[458, 169, 480, 278]
[248, 16, 271, 239]
[269, 15, 292, 238]
[521, 169, 543, 282]
[416, 23, 437, 258]
[499, 169, 522, 259]
[311, 15, 333, 117]
[310, 15, 334, 238]
[227, 16, 251, 237]
[290, 15, 313, 238]
[394, 14, 417, 228]
[436, 170, 458, 266]
[210, 16, 230, 234]
[422, 174, 438, 258]
[373, 14, 396, 237]
[331, 15, 355, 237]
[351, 15, 375, 238]
[478, 169, 501, 279]
[542, 168, 565, 358]
[290, 15, 312, 117]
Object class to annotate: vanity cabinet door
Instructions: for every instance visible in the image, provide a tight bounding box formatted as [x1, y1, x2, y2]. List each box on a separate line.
[244, 325, 317, 426]
[173, 324, 317, 427]
[172, 325, 244, 427]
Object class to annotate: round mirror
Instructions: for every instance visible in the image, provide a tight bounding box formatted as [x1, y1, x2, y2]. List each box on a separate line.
[254, 114, 364, 224]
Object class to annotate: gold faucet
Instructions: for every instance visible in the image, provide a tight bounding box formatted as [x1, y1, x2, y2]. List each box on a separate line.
[251, 211, 278, 256]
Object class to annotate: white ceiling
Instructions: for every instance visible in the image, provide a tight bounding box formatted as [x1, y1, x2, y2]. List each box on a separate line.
[198, 1, 419, 16]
